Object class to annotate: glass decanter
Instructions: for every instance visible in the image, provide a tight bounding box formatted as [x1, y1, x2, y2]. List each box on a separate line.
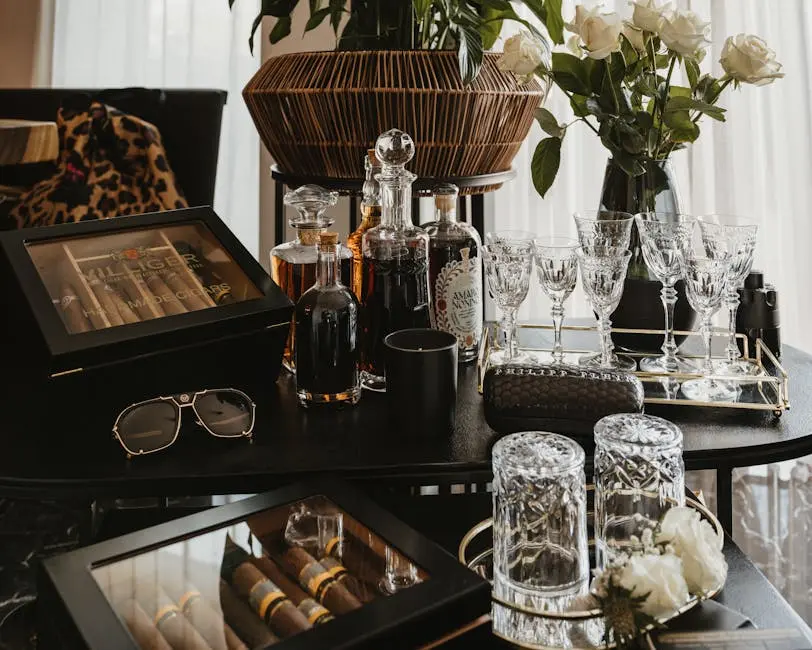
[359, 129, 431, 391]
[295, 231, 361, 407]
[347, 149, 382, 302]
[424, 183, 483, 363]
[270, 184, 352, 373]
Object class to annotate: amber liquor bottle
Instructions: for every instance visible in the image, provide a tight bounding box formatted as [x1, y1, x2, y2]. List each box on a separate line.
[346, 149, 382, 301]
[295, 232, 361, 407]
[270, 185, 352, 373]
[424, 183, 483, 362]
[359, 129, 431, 391]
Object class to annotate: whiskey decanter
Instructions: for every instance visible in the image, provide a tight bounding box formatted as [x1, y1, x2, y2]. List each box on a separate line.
[359, 129, 430, 391]
[424, 183, 483, 363]
[270, 185, 352, 373]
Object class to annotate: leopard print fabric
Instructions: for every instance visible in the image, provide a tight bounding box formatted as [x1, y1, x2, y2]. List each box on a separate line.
[11, 101, 187, 229]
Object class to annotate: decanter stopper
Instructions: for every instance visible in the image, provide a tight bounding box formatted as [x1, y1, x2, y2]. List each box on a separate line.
[283, 184, 338, 228]
[361, 149, 381, 208]
[375, 129, 415, 169]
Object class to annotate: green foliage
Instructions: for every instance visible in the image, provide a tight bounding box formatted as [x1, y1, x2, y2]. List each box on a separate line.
[231, 0, 567, 85]
[531, 136, 562, 198]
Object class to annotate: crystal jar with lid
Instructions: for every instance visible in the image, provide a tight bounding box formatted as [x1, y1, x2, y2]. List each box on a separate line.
[359, 129, 431, 391]
[270, 184, 352, 372]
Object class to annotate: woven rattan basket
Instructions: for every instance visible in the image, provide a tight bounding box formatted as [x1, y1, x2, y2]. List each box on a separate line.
[243, 50, 546, 191]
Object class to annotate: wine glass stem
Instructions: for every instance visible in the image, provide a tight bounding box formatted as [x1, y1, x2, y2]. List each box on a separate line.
[725, 289, 741, 362]
[661, 283, 678, 372]
[551, 299, 565, 365]
[598, 312, 613, 368]
[503, 310, 517, 362]
[702, 313, 715, 376]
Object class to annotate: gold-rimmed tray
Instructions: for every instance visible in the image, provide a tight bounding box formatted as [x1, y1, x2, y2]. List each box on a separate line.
[478, 324, 789, 416]
[458, 493, 725, 650]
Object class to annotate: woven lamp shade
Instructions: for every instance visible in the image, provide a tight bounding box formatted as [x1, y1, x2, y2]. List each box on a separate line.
[243, 50, 546, 191]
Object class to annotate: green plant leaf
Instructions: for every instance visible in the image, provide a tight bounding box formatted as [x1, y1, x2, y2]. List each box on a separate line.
[269, 15, 292, 43]
[531, 137, 562, 198]
[665, 95, 726, 121]
[328, 0, 344, 33]
[696, 74, 722, 104]
[249, 12, 263, 54]
[551, 52, 591, 95]
[663, 107, 700, 142]
[668, 85, 692, 98]
[534, 107, 564, 138]
[544, 0, 565, 44]
[570, 94, 590, 117]
[612, 150, 647, 176]
[684, 57, 700, 89]
[261, 0, 297, 17]
[616, 120, 646, 154]
[412, 0, 431, 16]
[635, 110, 653, 130]
[305, 6, 331, 31]
[455, 17, 484, 85]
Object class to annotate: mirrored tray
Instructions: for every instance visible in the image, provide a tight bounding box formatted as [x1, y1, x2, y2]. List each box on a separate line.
[458, 492, 725, 650]
[478, 324, 789, 416]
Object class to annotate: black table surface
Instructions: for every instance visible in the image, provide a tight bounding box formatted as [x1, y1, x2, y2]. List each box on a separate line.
[0, 327, 810, 499]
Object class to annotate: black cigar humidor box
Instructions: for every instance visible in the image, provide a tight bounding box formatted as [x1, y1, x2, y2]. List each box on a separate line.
[0, 207, 292, 436]
[38, 477, 490, 650]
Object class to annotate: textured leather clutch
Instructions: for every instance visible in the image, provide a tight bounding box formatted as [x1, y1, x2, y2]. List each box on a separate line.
[483, 364, 645, 437]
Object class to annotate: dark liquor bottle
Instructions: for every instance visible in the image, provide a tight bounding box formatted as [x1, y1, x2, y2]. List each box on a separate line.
[270, 185, 352, 373]
[295, 232, 361, 407]
[347, 149, 382, 301]
[424, 183, 483, 363]
[360, 129, 430, 390]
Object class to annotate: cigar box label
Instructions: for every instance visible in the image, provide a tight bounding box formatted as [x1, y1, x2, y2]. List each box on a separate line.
[248, 580, 288, 622]
[178, 590, 202, 612]
[154, 604, 181, 627]
[299, 563, 336, 601]
[298, 599, 333, 626]
[324, 537, 341, 557]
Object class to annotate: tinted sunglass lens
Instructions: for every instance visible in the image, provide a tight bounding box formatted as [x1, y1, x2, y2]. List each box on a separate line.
[195, 391, 253, 437]
[116, 402, 178, 455]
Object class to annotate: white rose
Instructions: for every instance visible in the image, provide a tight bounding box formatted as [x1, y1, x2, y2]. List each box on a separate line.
[622, 22, 646, 51]
[618, 553, 690, 618]
[721, 34, 785, 86]
[497, 31, 545, 84]
[567, 5, 622, 60]
[659, 9, 710, 58]
[630, 0, 671, 33]
[657, 507, 728, 595]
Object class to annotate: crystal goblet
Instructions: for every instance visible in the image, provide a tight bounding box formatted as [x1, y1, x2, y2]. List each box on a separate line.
[698, 215, 759, 376]
[482, 242, 533, 365]
[533, 237, 579, 365]
[573, 210, 634, 256]
[485, 230, 537, 248]
[680, 252, 739, 402]
[577, 249, 635, 371]
[635, 213, 696, 374]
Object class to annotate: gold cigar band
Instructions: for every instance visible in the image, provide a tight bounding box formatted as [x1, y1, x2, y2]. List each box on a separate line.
[178, 590, 202, 612]
[325, 563, 348, 580]
[305, 571, 335, 601]
[324, 537, 341, 556]
[154, 604, 180, 627]
[307, 607, 332, 625]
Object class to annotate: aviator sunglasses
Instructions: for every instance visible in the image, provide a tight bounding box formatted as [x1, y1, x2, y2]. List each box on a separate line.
[112, 388, 255, 458]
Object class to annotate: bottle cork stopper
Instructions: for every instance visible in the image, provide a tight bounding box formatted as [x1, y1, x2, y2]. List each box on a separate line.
[319, 231, 339, 246]
[435, 194, 456, 212]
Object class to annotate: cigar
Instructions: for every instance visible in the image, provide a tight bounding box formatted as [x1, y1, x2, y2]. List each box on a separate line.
[320, 556, 376, 604]
[137, 585, 214, 650]
[145, 273, 188, 316]
[117, 598, 173, 650]
[221, 539, 311, 638]
[118, 263, 162, 319]
[108, 287, 141, 324]
[249, 556, 334, 626]
[173, 240, 235, 305]
[218, 580, 279, 649]
[274, 546, 362, 615]
[165, 583, 247, 650]
[163, 268, 210, 311]
[89, 277, 125, 326]
[57, 283, 92, 333]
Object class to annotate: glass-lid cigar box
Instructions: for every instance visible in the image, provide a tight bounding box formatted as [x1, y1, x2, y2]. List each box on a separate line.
[38, 478, 489, 650]
[0, 207, 292, 431]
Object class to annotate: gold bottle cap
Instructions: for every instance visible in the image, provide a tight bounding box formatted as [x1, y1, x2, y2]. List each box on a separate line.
[319, 231, 339, 246]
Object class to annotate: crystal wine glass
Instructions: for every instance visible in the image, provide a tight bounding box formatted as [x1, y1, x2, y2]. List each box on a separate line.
[485, 230, 537, 248]
[573, 210, 634, 256]
[577, 249, 634, 370]
[697, 215, 759, 376]
[482, 242, 534, 365]
[533, 237, 579, 365]
[680, 251, 739, 402]
[635, 213, 696, 373]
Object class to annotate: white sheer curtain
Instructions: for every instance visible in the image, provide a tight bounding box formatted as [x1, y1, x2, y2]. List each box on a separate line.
[51, 0, 262, 256]
[490, 0, 810, 355]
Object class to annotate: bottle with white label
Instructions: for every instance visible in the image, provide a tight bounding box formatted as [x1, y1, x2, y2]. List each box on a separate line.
[424, 183, 483, 363]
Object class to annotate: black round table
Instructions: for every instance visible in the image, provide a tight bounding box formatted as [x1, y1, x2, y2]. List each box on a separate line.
[0, 339, 809, 535]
